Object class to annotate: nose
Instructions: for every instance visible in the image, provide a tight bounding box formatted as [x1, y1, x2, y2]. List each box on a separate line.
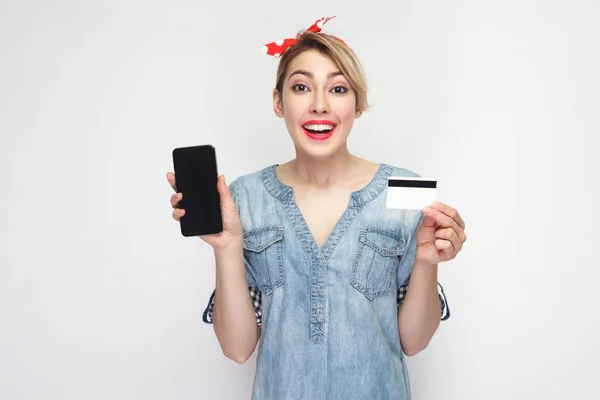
[310, 90, 330, 114]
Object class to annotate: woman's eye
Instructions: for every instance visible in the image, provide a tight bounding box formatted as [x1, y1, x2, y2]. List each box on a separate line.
[331, 86, 348, 94]
[292, 84, 309, 92]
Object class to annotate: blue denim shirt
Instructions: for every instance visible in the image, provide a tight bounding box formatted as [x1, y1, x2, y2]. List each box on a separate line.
[203, 163, 449, 400]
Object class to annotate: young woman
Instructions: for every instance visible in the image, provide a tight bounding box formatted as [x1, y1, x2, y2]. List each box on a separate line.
[167, 17, 466, 400]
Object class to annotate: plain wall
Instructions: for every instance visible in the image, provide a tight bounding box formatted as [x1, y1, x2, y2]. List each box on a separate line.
[1, 1, 599, 399]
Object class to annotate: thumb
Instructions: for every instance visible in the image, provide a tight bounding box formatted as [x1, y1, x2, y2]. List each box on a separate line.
[217, 175, 236, 211]
[420, 214, 437, 228]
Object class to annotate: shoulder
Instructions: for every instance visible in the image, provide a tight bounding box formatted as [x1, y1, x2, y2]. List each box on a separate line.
[229, 165, 272, 189]
[383, 163, 422, 179]
[227, 164, 275, 204]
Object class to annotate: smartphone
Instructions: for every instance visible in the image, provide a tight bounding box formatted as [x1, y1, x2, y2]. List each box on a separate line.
[172, 145, 223, 237]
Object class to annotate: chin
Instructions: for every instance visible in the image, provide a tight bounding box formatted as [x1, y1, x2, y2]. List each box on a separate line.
[296, 140, 346, 159]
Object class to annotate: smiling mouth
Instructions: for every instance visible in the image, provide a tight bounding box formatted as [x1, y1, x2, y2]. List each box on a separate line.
[302, 123, 336, 135]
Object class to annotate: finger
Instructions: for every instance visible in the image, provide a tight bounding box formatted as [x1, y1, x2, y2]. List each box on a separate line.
[425, 208, 467, 243]
[217, 175, 236, 212]
[435, 228, 462, 252]
[166, 172, 177, 192]
[430, 202, 466, 230]
[171, 192, 182, 209]
[172, 208, 185, 221]
[435, 239, 457, 261]
[423, 207, 462, 233]
[420, 214, 437, 228]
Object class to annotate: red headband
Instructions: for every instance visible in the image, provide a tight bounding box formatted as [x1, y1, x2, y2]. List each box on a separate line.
[261, 16, 350, 58]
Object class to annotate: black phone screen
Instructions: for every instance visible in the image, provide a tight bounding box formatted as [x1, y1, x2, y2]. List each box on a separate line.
[172, 145, 223, 236]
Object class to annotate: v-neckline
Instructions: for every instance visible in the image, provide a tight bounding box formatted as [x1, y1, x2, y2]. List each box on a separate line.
[263, 163, 391, 263]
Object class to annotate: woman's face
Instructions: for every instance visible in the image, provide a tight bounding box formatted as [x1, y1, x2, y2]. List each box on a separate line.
[273, 49, 358, 159]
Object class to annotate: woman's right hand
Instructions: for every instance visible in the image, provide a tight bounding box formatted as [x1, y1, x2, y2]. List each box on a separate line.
[167, 172, 244, 250]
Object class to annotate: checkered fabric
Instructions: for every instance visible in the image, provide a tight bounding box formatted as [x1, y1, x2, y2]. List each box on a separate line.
[203, 287, 263, 326]
[397, 282, 450, 321]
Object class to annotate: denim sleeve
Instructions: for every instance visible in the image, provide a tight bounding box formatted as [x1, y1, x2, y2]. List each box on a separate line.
[201, 178, 263, 326]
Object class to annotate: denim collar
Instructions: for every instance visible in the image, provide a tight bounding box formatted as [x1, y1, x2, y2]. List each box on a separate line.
[261, 163, 393, 208]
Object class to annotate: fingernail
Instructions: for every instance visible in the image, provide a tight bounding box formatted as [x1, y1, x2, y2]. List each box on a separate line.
[423, 206, 432, 213]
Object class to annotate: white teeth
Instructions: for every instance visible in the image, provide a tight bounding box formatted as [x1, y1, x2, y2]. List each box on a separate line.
[304, 124, 334, 131]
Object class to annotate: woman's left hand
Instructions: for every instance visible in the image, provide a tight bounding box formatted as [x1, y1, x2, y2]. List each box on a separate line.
[415, 202, 467, 265]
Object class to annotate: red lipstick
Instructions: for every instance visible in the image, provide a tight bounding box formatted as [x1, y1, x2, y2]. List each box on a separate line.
[302, 120, 337, 141]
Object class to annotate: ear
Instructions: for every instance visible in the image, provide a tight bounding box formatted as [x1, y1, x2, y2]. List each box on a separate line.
[354, 97, 363, 119]
[273, 89, 284, 118]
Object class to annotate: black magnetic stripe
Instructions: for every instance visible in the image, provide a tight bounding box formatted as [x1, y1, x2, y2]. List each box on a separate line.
[388, 179, 437, 189]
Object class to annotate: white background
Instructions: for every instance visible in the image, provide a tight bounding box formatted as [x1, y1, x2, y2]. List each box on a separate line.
[1, 1, 599, 399]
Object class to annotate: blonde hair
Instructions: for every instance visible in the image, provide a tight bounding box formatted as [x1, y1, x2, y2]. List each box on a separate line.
[274, 31, 369, 115]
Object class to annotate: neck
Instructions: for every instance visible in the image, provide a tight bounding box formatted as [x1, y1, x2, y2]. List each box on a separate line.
[290, 147, 358, 188]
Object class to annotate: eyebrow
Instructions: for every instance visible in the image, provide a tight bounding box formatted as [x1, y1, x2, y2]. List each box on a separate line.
[287, 69, 344, 81]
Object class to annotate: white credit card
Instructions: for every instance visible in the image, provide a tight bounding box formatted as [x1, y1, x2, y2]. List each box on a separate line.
[386, 176, 437, 210]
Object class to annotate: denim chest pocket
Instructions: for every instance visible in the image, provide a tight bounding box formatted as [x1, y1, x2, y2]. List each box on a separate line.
[351, 228, 405, 300]
[243, 226, 285, 295]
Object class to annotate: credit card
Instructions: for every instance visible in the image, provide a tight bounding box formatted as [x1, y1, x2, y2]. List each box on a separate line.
[386, 176, 437, 210]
